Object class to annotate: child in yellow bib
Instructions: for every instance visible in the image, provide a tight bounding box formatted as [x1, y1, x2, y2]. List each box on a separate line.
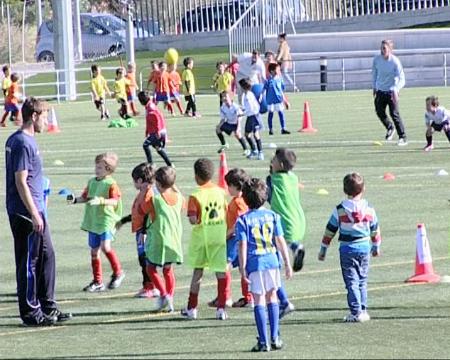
[181, 158, 229, 320]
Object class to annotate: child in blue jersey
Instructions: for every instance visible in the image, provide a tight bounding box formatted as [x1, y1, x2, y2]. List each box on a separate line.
[264, 63, 290, 135]
[239, 78, 264, 160]
[318, 173, 381, 323]
[216, 91, 249, 155]
[237, 178, 292, 352]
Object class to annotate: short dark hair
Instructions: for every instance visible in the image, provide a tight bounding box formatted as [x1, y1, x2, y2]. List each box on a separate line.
[2, 65, 10, 73]
[274, 148, 296, 171]
[132, 162, 155, 183]
[216, 61, 224, 69]
[155, 166, 176, 189]
[116, 67, 124, 76]
[183, 57, 193, 67]
[242, 178, 267, 209]
[91, 64, 99, 73]
[343, 173, 365, 197]
[194, 158, 214, 182]
[21, 97, 48, 124]
[138, 90, 150, 106]
[239, 78, 252, 91]
[10, 73, 19, 82]
[426, 95, 439, 107]
[252, 49, 260, 56]
[268, 62, 279, 74]
[278, 32, 287, 40]
[225, 168, 249, 191]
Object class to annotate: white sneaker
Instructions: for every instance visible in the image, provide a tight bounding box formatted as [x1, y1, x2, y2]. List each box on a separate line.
[216, 308, 229, 320]
[243, 149, 251, 157]
[181, 307, 198, 320]
[156, 295, 169, 311]
[359, 311, 371, 322]
[397, 137, 408, 146]
[167, 296, 175, 313]
[343, 313, 361, 323]
[279, 302, 295, 319]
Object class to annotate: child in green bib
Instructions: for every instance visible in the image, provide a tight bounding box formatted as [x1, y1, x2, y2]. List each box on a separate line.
[145, 166, 184, 313]
[181, 158, 229, 320]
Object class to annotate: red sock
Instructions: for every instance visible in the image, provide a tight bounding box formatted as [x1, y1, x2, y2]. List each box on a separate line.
[241, 277, 252, 302]
[146, 265, 167, 297]
[225, 271, 232, 301]
[104, 249, 122, 275]
[176, 100, 184, 114]
[91, 258, 102, 284]
[217, 277, 228, 309]
[143, 281, 155, 291]
[166, 102, 174, 114]
[188, 292, 198, 310]
[163, 267, 175, 297]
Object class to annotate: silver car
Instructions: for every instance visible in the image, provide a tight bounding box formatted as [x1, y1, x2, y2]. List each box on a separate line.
[35, 14, 125, 62]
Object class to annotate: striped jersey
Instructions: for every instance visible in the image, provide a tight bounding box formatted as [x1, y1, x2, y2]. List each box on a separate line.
[321, 198, 381, 253]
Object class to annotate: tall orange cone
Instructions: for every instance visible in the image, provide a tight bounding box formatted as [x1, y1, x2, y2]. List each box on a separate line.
[298, 101, 317, 133]
[406, 224, 440, 283]
[218, 152, 228, 191]
[47, 107, 61, 133]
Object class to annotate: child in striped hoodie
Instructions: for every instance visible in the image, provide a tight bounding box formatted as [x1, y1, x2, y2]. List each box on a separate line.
[318, 173, 381, 323]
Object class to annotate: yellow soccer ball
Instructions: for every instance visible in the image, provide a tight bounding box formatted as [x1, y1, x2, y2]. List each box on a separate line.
[164, 48, 179, 65]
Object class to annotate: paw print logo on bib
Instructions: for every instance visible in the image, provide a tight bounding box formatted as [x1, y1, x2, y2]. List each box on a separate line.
[206, 202, 220, 220]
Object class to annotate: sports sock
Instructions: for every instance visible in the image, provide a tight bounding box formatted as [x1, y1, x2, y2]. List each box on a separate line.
[426, 135, 433, 146]
[176, 100, 184, 114]
[147, 265, 167, 297]
[254, 305, 268, 345]
[143, 143, 153, 163]
[278, 111, 286, 130]
[130, 102, 139, 115]
[139, 254, 153, 289]
[238, 137, 248, 150]
[104, 249, 122, 275]
[268, 112, 274, 131]
[225, 271, 232, 302]
[157, 149, 172, 167]
[289, 242, 299, 253]
[255, 138, 262, 152]
[91, 258, 102, 284]
[277, 285, 289, 307]
[163, 267, 175, 297]
[445, 131, 450, 143]
[217, 132, 226, 145]
[217, 277, 228, 308]
[166, 102, 174, 114]
[246, 136, 256, 151]
[188, 292, 198, 310]
[267, 302, 280, 341]
[241, 277, 252, 302]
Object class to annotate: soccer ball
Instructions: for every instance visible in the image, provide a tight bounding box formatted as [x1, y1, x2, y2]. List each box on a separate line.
[164, 48, 179, 65]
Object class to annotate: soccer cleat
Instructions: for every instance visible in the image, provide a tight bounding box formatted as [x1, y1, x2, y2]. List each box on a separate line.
[281, 129, 291, 135]
[292, 244, 306, 272]
[156, 295, 169, 311]
[207, 297, 233, 308]
[83, 281, 106, 293]
[269, 129, 274, 135]
[215, 308, 229, 320]
[167, 296, 175, 313]
[271, 337, 284, 350]
[243, 149, 251, 157]
[343, 313, 361, 323]
[181, 307, 198, 320]
[108, 272, 125, 290]
[251, 340, 271, 352]
[247, 150, 259, 160]
[135, 287, 160, 298]
[257, 152, 265, 161]
[44, 309, 73, 323]
[279, 302, 295, 319]
[232, 297, 254, 308]
[105, 111, 110, 119]
[217, 143, 229, 154]
[423, 144, 434, 152]
[100, 115, 106, 121]
[397, 137, 408, 146]
[22, 313, 57, 327]
[385, 127, 396, 141]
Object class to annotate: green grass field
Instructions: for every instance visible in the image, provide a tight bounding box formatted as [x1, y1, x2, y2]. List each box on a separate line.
[1, 87, 450, 359]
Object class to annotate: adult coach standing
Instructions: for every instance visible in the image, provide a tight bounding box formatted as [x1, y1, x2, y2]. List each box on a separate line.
[372, 39, 407, 146]
[5, 97, 72, 326]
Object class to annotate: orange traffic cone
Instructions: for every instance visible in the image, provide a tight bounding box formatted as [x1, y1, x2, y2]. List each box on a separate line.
[406, 224, 440, 283]
[47, 107, 61, 133]
[218, 152, 228, 191]
[298, 101, 317, 133]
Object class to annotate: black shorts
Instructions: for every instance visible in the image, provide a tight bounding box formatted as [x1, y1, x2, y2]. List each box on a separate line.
[431, 120, 449, 132]
[220, 122, 238, 135]
[94, 98, 105, 109]
[245, 115, 260, 133]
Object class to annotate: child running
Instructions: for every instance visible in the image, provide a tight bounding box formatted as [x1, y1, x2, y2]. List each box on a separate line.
[113, 67, 131, 119]
[116, 162, 159, 298]
[126, 62, 140, 116]
[182, 158, 228, 320]
[182, 57, 199, 117]
[237, 178, 292, 352]
[318, 172, 381, 322]
[239, 78, 264, 160]
[168, 63, 184, 115]
[423, 95, 450, 151]
[67, 152, 125, 292]
[145, 166, 184, 313]
[138, 91, 173, 167]
[1, 73, 21, 126]
[90, 64, 111, 121]
[155, 61, 174, 115]
[216, 91, 249, 155]
[264, 63, 290, 135]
